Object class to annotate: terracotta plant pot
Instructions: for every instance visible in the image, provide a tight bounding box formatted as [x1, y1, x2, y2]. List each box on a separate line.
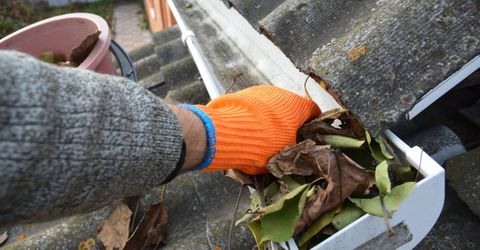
[0, 13, 116, 75]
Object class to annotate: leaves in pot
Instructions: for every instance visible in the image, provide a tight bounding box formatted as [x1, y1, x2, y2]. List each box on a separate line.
[37, 52, 54, 63]
[349, 182, 416, 217]
[70, 30, 101, 65]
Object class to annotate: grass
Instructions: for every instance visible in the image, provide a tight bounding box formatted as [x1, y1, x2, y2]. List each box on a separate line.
[0, 0, 114, 39]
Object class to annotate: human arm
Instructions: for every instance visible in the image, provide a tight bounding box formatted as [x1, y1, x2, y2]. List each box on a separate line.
[0, 51, 319, 225]
[0, 51, 186, 224]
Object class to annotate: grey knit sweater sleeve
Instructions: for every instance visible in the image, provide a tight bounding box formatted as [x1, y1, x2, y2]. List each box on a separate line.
[0, 51, 183, 225]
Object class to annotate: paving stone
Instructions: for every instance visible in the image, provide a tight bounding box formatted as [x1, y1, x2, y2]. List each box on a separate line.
[113, 2, 153, 52]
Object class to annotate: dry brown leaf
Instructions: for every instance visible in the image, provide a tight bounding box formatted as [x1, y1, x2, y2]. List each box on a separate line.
[97, 202, 132, 250]
[316, 108, 347, 121]
[299, 111, 365, 141]
[70, 30, 101, 65]
[223, 169, 253, 186]
[124, 202, 168, 250]
[294, 150, 374, 234]
[267, 140, 330, 178]
[0, 231, 8, 245]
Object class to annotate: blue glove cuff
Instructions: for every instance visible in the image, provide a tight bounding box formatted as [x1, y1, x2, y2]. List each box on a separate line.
[178, 104, 216, 171]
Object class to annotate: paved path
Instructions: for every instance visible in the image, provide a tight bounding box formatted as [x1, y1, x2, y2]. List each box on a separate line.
[113, 2, 152, 52]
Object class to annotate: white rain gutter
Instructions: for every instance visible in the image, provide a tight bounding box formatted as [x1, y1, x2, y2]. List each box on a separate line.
[167, 0, 224, 99]
[407, 55, 480, 120]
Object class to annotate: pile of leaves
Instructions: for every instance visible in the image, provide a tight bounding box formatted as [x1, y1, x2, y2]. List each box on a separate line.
[37, 30, 101, 67]
[233, 109, 417, 249]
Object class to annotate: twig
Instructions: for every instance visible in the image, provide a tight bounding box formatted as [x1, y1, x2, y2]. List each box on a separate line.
[415, 150, 424, 182]
[303, 75, 312, 100]
[159, 184, 167, 203]
[127, 185, 168, 242]
[225, 72, 242, 94]
[228, 185, 245, 250]
[380, 194, 395, 236]
[130, 200, 140, 233]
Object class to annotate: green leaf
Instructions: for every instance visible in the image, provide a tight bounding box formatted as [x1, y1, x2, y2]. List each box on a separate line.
[259, 184, 308, 214]
[248, 218, 266, 249]
[259, 184, 309, 243]
[332, 204, 365, 230]
[251, 191, 262, 211]
[281, 175, 304, 192]
[376, 136, 394, 160]
[264, 181, 281, 204]
[375, 161, 391, 194]
[349, 182, 416, 217]
[37, 52, 54, 63]
[323, 135, 365, 149]
[298, 207, 341, 247]
[306, 186, 316, 198]
[53, 52, 66, 64]
[235, 212, 253, 226]
[365, 131, 395, 163]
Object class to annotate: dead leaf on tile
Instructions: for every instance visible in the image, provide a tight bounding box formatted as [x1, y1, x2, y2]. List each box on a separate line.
[224, 169, 253, 186]
[0, 231, 8, 245]
[70, 30, 101, 65]
[97, 202, 132, 250]
[16, 233, 26, 241]
[124, 202, 168, 250]
[347, 45, 367, 61]
[78, 237, 97, 250]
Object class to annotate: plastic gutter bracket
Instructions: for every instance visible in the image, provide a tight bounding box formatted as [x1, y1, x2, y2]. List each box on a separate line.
[167, 0, 224, 99]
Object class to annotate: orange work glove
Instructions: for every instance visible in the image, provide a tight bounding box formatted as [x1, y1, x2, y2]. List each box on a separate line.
[180, 85, 320, 175]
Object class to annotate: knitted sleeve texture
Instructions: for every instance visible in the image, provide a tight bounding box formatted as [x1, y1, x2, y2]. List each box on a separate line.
[0, 51, 183, 224]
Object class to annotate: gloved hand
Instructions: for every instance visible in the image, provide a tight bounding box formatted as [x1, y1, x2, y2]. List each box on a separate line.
[180, 85, 320, 175]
